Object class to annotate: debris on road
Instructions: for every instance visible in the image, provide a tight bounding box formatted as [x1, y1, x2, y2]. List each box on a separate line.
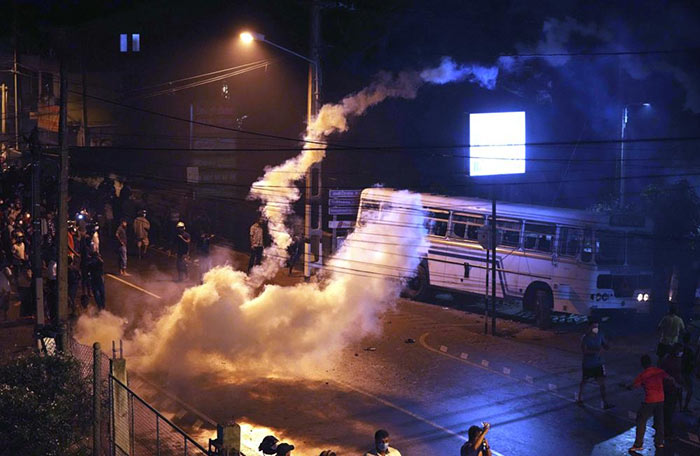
[405, 338, 415, 344]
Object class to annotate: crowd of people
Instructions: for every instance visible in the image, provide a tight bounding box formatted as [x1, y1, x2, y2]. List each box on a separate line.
[575, 305, 699, 453]
[253, 426, 493, 456]
[0, 152, 221, 323]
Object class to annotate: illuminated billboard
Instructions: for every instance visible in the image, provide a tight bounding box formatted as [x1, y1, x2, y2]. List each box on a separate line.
[469, 111, 526, 176]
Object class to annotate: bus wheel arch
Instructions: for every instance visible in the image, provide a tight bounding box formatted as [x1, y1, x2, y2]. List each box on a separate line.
[524, 282, 553, 329]
[402, 260, 431, 301]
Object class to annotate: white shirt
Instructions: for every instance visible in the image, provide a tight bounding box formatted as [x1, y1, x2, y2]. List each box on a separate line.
[364, 447, 401, 456]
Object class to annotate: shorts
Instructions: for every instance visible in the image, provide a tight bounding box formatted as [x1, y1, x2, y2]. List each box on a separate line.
[582, 365, 606, 379]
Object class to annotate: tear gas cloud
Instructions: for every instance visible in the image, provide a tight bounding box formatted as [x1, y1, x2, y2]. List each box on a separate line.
[77, 56, 495, 378]
[77, 191, 428, 378]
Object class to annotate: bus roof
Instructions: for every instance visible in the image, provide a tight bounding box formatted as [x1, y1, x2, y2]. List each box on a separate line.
[360, 187, 652, 231]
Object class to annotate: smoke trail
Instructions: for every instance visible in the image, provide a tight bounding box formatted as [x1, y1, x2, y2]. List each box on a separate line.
[509, 16, 700, 113]
[76, 56, 498, 378]
[248, 57, 498, 283]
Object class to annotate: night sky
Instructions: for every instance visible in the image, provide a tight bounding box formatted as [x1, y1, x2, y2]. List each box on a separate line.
[2, 0, 700, 208]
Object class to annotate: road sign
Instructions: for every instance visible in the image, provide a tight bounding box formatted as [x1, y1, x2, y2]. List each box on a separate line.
[328, 207, 357, 215]
[329, 189, 362, 198]
[329, 198, 359, 207]
[329, 220, 355, 229]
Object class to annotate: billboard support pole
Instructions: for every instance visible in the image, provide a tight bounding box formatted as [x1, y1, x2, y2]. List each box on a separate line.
[491, 197, 497, 336]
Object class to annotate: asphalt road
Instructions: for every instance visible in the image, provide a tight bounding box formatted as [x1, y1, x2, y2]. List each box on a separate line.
[88, 240, 700, 456]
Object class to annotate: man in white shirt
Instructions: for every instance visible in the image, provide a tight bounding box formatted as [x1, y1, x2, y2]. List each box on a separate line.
[364, 429, 401, 456]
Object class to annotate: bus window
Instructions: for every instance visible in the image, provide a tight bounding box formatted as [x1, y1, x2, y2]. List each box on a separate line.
[596, 230, 625, 265]
[426, 209, 449, 237]
[490, 218, 521, 247]
[451, 213, 483, 241]
[558, 227, 582, 257]
[524, 223, 556, 253]
[582, 229, 593, 262]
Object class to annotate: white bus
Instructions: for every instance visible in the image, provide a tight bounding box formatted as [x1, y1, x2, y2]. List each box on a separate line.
[357, 188, 654, 327]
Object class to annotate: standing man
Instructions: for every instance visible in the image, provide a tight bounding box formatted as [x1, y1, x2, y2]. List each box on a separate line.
[133, 209, 150, 259]
[247, 217, 264, 273]
[364, 429, 401, 456]
[626, 354, 672, 453]
[657, 304, 685, 362]
[87, 251, 105, 311]
[576, 319, 614, 409]
[460, 422, 492, 456]
[174, 221, 190, 282]
[115, 219, 129, 276]
[660, 343, 683, 440]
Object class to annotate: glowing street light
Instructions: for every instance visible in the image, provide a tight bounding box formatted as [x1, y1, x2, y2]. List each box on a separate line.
[238, 29, 320, 280]
[239, 31, 264, 44]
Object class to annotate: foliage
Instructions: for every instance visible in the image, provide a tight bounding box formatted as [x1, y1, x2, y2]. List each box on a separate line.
[642, 179, 700, 249]
[0, 351, 92, 456]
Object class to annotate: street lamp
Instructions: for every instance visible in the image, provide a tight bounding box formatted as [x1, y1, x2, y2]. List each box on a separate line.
[619, 102, 651, 207]
[239, 30, 320, 279]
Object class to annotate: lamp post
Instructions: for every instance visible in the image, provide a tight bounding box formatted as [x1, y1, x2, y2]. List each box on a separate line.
[240, 25, 321, 279]
[619, 102, 650, 207]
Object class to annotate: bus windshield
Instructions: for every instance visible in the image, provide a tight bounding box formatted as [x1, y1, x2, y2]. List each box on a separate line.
[627, 233, 653, 266]
[596, 231, 625, 265]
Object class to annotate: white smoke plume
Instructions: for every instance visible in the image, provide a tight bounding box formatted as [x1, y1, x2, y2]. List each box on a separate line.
[248, 57, 498, 283]
[76, 56, 497, 378]
[76, 191, 428, 378]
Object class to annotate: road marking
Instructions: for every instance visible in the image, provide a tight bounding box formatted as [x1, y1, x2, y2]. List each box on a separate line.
[460, 352, 469, 360]
[502, 367, 511, 375]
[106, 274, 162, 299]
[525, 375, 534, 383]
[439, 345, 448, 352]
[548, 383, 557, 391]
[481, 360, 490, 367]
[333, 379, 505, 456]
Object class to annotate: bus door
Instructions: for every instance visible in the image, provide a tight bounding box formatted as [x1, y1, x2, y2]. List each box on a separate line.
[489, 217, 523, 298]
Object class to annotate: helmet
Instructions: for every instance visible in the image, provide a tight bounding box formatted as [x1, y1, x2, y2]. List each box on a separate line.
[176, 221, 185, 229]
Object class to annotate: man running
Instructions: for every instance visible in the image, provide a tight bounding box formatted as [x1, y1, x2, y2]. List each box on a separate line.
[577, 319, 614, 409]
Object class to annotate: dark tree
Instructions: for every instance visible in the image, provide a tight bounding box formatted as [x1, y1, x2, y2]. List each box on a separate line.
[0, 352, 92, 456]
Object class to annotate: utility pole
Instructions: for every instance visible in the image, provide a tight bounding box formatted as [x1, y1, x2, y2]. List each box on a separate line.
[304, 0, 322, 279]
[30, 126, 44, 326]
[81, 63, 90, 147]
[57, 58, 69, 350]
[491, 198, 497, 335]
[0, 83, 7, 134]
[484, 248, 489, 335]
[13, 39, 20, 150]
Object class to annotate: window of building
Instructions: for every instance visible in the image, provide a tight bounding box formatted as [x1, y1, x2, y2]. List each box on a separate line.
[120, 34, 128, 52]
[524, 222, 556, 253]
[132, 34, 140, 52]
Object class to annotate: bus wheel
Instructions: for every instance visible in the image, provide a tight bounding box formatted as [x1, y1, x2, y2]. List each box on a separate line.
[403, 264, 430, 301]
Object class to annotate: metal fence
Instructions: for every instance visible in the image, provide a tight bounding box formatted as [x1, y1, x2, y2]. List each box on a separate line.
[70, 338, 209, 456]
[109, 374, 209, 456]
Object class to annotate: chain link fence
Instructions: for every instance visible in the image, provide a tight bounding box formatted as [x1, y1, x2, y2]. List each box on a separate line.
[70, 338, 209, 456]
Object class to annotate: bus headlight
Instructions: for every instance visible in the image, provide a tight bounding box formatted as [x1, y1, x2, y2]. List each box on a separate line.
[643, 293, 650, 302]
[637, 293, 644, 302]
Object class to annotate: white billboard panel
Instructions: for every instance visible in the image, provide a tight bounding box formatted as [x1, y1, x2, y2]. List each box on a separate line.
[469, 111, 526, 176]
